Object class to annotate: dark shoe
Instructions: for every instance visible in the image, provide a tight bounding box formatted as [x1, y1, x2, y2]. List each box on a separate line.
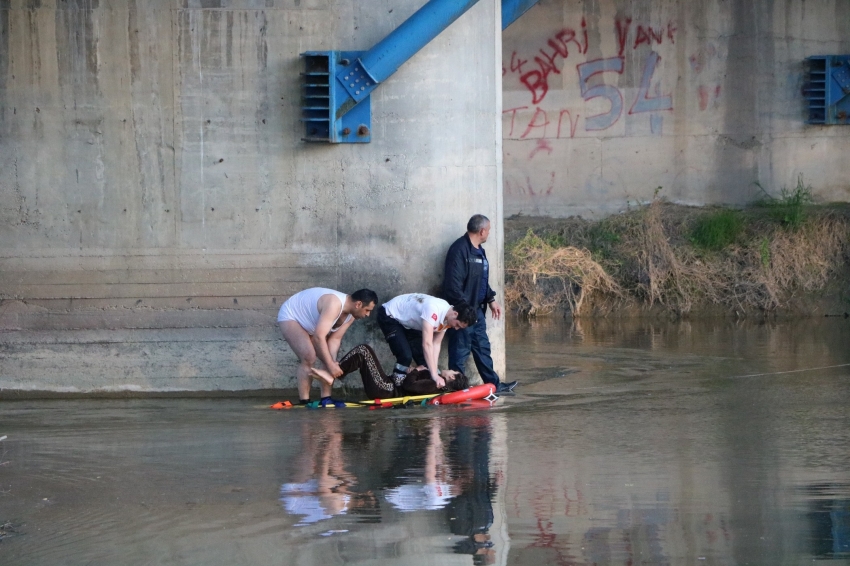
[495, 380, 518, 393]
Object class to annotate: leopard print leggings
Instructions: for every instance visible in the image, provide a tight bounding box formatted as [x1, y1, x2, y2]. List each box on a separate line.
[338, 344, 397, 398]
[337, 344, 467, 399]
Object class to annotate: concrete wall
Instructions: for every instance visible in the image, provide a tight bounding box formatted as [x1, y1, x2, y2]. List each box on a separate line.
[0, 0, 504, 392]
[503, 0, 850, 218]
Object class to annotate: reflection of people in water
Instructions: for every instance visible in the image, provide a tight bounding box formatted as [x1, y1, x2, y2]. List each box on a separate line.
[385, 419, 457, 511]
[279, 414, 358, 526]
[309, 344, 469, 399]
[445, 415, 497, 565]
[278, 412, 502, 565]
[378, 416, 498, 564]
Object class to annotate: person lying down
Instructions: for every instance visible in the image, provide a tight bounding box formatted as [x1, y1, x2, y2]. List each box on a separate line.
[309, 344, 468, 399]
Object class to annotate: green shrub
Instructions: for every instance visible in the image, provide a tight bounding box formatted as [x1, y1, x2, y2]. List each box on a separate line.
[690, 210, 743, 251]
[542, 233, 568, 248]
[759, 237, 771, 268]
[757, 175, 814, 229]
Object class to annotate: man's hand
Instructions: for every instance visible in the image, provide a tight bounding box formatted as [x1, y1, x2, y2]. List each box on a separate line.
[328, 362, 344, 379]
[441, 369, 460, 381]
[489, 300, 502, 320]
[432, 374, 446, 388]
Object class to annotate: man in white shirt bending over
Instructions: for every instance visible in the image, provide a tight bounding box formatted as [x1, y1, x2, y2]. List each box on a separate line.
[377, 293, 478, 389]
[278, 288, 378, 406]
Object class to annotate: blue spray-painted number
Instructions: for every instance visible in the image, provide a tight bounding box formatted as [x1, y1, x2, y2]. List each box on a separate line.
[577, 56, 625, 131]
[630, 51, 673, 114]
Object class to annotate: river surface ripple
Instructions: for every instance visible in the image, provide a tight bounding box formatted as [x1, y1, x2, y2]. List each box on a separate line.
[1, 317, 849, 565]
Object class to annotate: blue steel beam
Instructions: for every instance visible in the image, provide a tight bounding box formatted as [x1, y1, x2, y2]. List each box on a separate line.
[361, 0, 480, 83]
[334, 0, 480, 115]
[302, 0, 542, 142]
[501, 0, 541, 30]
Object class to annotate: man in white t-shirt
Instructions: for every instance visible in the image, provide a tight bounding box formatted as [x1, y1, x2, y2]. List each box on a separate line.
[377, 293, 478, 388]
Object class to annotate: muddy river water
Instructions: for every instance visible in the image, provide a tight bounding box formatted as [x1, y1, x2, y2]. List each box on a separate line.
[1, 317, 849, 565]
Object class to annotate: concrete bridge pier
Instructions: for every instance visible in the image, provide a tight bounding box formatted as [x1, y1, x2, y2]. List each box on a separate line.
[0, 0, 505, 393]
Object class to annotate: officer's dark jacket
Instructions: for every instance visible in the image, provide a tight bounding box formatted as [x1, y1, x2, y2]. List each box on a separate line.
[442, 233, 496, 309]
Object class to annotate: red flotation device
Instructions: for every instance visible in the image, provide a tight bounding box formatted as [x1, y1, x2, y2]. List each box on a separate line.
[454, 398, 499, 409]
[428, 383, 496, 405]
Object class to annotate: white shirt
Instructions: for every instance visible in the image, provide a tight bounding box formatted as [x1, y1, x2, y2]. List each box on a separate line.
[384, 482, 456, 512]
[280, 480, 349, 525]
[383, 293, 451, 332]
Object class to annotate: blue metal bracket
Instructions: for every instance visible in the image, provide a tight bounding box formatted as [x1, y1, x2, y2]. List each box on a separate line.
[300, 0, 480, 143]
[336, 59, 378, 106]
[301, 51, 372, 143]
[299, 0, 545, 142]
[805, 55, 850, 125]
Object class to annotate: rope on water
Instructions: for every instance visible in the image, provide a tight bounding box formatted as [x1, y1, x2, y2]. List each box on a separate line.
[729, 362, 850, 379]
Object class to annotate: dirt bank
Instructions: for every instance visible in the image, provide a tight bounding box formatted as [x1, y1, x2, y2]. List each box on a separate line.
[505, 198, 850, 319]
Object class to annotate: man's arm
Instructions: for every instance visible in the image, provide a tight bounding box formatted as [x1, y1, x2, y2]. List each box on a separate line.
[442, 241, 466, 305]
[432, 328, 446, 363]
[420, 321, 445, 388]
[312, 294, 345, 378]
[484, 283, 497, 304]
[325, 313, 355, 360]
[326, 333, 342, 361]
[482, 247, 500, 319]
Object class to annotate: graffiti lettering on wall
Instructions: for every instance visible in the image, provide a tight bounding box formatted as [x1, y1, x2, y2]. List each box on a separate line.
[616, 18, 677, 56]
[503, 106, 581, 139]
[504, 172, 557, 197]
[506, 19, 589, 104]
[698, 85, 722, 111]
[504, 16, 678, 139]
[691, 44, 723, 111]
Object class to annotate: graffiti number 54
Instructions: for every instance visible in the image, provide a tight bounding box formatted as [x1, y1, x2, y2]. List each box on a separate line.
[577, 57, 625, 131]
[577, 51, 672, 131]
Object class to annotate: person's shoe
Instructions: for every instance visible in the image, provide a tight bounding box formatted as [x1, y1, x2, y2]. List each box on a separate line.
[495, 380, 518, 393]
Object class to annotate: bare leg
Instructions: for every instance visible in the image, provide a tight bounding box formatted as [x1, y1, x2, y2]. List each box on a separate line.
[279, 320, 331, 400]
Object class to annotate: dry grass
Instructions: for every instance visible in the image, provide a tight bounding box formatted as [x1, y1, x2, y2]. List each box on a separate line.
[505, 200, 850, 317]
[505, 231, 622, 316]
[752, 213, 849, 308]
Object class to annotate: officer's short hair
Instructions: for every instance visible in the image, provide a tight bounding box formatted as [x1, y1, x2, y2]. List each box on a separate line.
[466, 214, 490, 233]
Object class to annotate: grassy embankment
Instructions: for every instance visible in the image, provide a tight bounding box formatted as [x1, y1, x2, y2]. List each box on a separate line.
[505, 179, 850, 318]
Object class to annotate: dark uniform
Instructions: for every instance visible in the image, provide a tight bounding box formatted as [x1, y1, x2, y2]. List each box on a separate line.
[442, 233, 502, 387]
